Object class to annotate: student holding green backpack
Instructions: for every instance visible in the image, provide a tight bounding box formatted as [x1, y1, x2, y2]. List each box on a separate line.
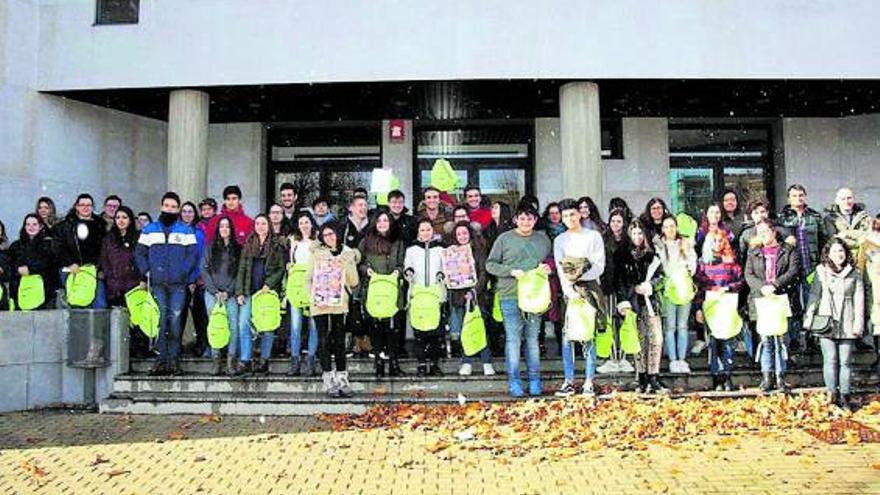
[404, 218, 448, 377]
[202, 217, 241, 376]
[234, 214, 286, 375]
[9, 214, 55, 310]
[358, 211, 406, 378]
[285, 211, 319, 377]
[486, 205, 553, 397]
[444, 220, 495, 377]
[654, 214, 697, 374]
[55, 194, 108, 309]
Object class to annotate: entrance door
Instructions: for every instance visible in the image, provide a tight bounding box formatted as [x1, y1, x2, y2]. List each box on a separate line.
[268, 124, 380, 216]
[668, 124, 774, 218]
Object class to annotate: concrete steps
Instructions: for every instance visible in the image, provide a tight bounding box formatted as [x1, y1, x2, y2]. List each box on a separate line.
[101, 355, 880, 415]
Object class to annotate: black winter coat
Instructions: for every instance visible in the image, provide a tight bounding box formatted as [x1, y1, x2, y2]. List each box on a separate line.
[743, 242, 802, 320]
[53, 212, 106, 267]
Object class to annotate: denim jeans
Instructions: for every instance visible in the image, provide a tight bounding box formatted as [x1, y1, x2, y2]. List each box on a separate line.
[448, 303, 491, 365]
[499, 298, 542, 387]
[289, 304, 318, 361]
[561, 335, 596, 382]
[663, 301, 691, 361]
[758, 335, 786, 374]
[238, 296, 276, 363]
[203, 291, 240, 358]
[708, 336, 735, 375]
[819, 338, 855, 395]
[151, 285, 187, 364]
[60, 270, 107, 309]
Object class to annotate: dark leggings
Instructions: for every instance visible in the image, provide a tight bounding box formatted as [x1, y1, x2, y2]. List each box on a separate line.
[317, 313, 347, 372]
[414, 329, 442, 363]
[370, 316, 401, 358]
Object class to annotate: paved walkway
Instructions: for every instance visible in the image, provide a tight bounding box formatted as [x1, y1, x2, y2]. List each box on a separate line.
[1, 400, 878, 495]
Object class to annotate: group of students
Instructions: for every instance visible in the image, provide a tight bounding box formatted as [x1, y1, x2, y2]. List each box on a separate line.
[0, 181, 877, 407]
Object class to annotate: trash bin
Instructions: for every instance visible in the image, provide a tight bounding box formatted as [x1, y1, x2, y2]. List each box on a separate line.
[67, 309, 111, 368]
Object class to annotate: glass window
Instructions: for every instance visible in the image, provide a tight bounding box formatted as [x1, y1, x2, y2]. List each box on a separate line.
[415, 123, 533, 205]
[668, 124, 774, 217]
[96, 0, 139, 25]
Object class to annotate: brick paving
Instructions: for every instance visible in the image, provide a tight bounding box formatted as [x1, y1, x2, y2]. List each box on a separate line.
[0, 407, 878, 495]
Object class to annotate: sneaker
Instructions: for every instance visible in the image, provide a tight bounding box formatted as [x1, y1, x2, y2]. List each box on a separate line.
[679, 360, 692, 374]
[690, 340, 707, 356]
[509, 381, 525, 398]
[482, 363, 496, 376]
[617, 359, 635, 373]
[581, 381, 595, 397]
[668, 360, 680, 373]
[458, 363, 473, 376]
[597, 360, 620, 374]
[555, 381, 576, 397]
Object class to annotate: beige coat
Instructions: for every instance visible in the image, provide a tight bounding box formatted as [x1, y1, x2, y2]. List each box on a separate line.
[856, 232, 880, 331]
[307, 241, 361, 316]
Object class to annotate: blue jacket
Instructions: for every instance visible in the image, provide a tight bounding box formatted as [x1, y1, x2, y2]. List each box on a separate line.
[135, 221, 199, 286]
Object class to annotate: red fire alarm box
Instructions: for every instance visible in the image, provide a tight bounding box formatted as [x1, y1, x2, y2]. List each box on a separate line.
[389, 119, 406, 142]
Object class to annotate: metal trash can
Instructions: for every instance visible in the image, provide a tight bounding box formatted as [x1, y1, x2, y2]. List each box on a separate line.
[66, 309, 111, 368]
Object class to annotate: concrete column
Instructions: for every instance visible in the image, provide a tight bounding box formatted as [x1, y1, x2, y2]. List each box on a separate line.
[559, 82, 603, 204]
[381, 119, 414, 208]
[167, 89, 209, 202]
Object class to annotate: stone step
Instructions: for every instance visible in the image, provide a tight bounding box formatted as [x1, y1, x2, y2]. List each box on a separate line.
[127, 352, 878, 375]
[112, 366, 878, 396]
[99, 385, 872, 416]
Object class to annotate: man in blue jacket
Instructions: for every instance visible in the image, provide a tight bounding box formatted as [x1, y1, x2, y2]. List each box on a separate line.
[136, 192, 199, 375]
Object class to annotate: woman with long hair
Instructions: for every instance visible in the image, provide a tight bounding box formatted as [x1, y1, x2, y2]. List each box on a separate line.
[233, 214, 286, 375]
[8, 214, 55, 310]
[596, 208, 633, 374]
[286, 210, 320, 376]
[180, 201, 210, 357]
[358, 211, 406, 377]
[35, 197, 61, 229]
[654, 214, 697, 374]
[639, 197, 672, 243]
[99, 206, 141, 306]
[202, 217, 242, 376]
[577, 196, 605, 233]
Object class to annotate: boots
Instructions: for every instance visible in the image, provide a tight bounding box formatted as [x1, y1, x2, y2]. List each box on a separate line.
[836, 393, 853, 413]
[210, 355, 223, 376]
[323, 371, 340, 398]
[712, 375, 723, 392]
[374, 355, 386, 378]
[337, 371, 353, 398]
[228, 360, 247, 377]
[416, 362, 428, 378]
[723, 374, 734, 392]
[287, 357, 301, 377]
[775, 373, 790, 394]
[225, 355, 237, 377]
[759, 372, 773, 392]
[169, 361, 183, 376]
[305, 356, 318, 377]
[388, 357, 406, 377]
[428, 359, 443, 377]
[637, 374, 648, 393]
[148, 360, 168, 376]
[254, 359, 269, 375]
[647, 375, 668, 394]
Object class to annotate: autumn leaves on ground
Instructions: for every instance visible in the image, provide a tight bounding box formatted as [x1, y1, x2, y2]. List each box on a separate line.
[2, 393, 879, 495]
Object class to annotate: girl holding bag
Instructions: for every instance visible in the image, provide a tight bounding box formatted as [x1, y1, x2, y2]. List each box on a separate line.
[202, 217, 241, 376]
[445, 221, 494, 377]
[286, 211, 320, 377]
[654, 214, 697, 374]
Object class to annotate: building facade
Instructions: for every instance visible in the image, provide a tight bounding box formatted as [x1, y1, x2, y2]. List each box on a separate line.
[2, 0, 880, 226]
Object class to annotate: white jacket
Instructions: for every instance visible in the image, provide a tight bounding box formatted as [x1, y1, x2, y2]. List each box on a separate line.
[404, 240, 447, 302]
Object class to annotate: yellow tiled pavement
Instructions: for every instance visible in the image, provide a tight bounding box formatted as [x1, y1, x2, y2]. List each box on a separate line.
[0, 410, 878, 495]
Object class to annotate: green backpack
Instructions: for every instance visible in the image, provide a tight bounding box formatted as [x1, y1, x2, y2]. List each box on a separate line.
[17, 274, 45, 311]
[366, 271, 400, 319]
[124, 287, 150, 328]
[491, 291, 503, 322]
[139, 293, 160, 339]
[461, 302, 487, 356]
[564, 297, 597, 342]
[664, 265, 696, 305]
[409, 285, 442, 331]
[65, 264, 98, 307]
[430, 158, 458, 192]
[676, 212, 698, 238]
[285, 263, 310, 309]
[207, 302, 230, 349]
[755, 295, 790, 337]
[619, 309, 642, 355]
[595, 314, 614, 358]
[516, 268, 551, 314]
[702, 292, 743, 340]
[251, 290, 282, 332]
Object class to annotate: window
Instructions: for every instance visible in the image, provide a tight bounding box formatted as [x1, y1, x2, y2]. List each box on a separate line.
[668, 124, 774, 219]
[268, 123, 380, 215]
[601, 119, 623, 159]
[414, 122, 533, 207]
[96, 0, 139, 25]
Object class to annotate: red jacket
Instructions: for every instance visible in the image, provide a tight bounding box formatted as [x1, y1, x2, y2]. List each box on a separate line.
[468, 207, 493, 230]
[205, 205, 254, 245]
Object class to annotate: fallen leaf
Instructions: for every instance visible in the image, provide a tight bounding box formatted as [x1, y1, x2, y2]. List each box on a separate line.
[167, 431, 186, 441]
[199, 414, 222, 425]
[90, 455, 110, 466]
[107, 469, 130, 478]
